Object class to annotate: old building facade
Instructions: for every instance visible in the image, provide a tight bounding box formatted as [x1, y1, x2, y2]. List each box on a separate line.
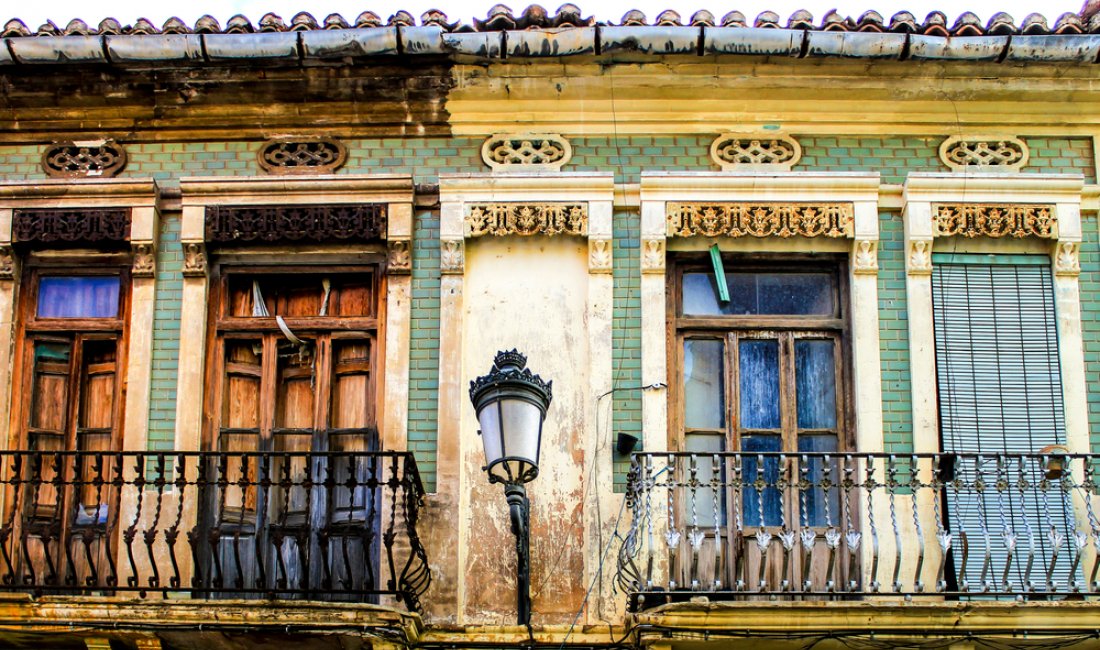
[0, 4, 1100, 648]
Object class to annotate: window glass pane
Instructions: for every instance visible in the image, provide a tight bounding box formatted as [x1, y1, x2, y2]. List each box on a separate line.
[683, 273, 723, 315]
[685, 433, 726, 527]
[684, 339, 724, 430]
[741, 434, 782, 527]
[222, 341, 262, 431]
[37, 276, 120, 318]
[275, 341, 315, 431]
[797, 435, 839, 528]
[683, 272, 834, 316]
[330, 340, 372, 431]
[31, 341, 71, 434]
[739, 339, 780, 430]
[227, 275, 373, 318]
[79, 339, 117, 432]
[795, 339, 838, 430]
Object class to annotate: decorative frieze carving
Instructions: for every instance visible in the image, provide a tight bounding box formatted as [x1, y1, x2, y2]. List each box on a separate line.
[0, 245, 14, 281]
[42, 140, 127, 178]
[938, 136, 1029, 171]
[907, 239, 933, 275]
[132, 242, 155, 277]
[666, 202, 854, 239]
[441, 238, 464, 274]
[932, 204, 1056, 239]
[465, 203, 587, 238]
[257, 138, 348, 175]
[852, 239, 878, 274]
[13, 208, 131, 244]
[589, 238, 612, 273]
[1055, 241, 1080, 276]
[641, 238, 665, 274]
[388, 238, 412, 274]
[710, 134, 802, 171]
[182, 241, 207, 277]
[480, 134, 572, 171]
[205, 204, 386, 244]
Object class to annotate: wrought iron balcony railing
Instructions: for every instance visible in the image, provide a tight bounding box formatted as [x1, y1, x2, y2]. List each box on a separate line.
[616, 451, 1100, 612]
[0, 450, 430, 612]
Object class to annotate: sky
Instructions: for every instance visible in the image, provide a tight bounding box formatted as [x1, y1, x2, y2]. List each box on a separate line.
[3, 0, 1087, 31]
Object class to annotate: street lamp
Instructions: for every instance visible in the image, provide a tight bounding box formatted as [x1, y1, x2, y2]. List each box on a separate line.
[469, 350, 553, 626]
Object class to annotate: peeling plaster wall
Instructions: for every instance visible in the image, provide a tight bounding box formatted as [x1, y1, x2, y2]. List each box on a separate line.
[460, 236, 589, 623]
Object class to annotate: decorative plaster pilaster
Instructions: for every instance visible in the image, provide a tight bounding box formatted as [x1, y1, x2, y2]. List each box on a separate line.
[1054, 240, 1081, 277]
[387, 238, 412, 274]
[641, 238, 665, 274]
[131, 242, 156, 278]
[181, 241, 207, 277]
[852, 239, 878, 275]
[907, 239, 933, 276]
[589, 238, 612, 274]
[441, 238, 465, 275]
[0, 245, 14, 281]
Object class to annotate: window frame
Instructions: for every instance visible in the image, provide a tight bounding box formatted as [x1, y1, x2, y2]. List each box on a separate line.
[202, 261, 385, 453]
[669, 254, 856, 457]
[11, 260, 132, 455]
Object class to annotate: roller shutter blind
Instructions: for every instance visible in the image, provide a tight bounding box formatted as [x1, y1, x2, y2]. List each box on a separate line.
[931, 255, 1075, 592]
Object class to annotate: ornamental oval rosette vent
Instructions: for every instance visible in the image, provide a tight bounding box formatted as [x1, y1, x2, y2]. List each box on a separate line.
[42, 140, 127, 178]
[938, 136, 1029, 171]
[257, 138, 348, 174]
[710, 134, 801, 171]
[480, 134, 572, 171]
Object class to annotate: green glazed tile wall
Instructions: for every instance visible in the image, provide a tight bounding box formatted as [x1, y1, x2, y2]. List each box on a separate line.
[1080, 214, 1100, 452]
[0, 133, 1095, 486]
[878, 213, 913, 455]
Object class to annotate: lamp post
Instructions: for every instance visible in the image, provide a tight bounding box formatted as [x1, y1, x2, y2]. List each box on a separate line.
[469, 350, 553, 626]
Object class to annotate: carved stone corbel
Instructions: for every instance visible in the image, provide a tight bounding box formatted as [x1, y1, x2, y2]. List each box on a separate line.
[907, 239, 933, 276]
[589, 238, 612, 274]
[388, 238, 412, 275]
[1054, 240, 1081, 277]
[0, 245, 14, 281]
[132, 242, 156, 278]
[182, 241, 208, 277]
[852, 239, 878, 275]
[441, 238, 465, 275]
[641, 237, 665, 274]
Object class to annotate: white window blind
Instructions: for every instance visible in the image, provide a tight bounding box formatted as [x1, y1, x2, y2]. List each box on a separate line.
[931, 256, 1075, 592]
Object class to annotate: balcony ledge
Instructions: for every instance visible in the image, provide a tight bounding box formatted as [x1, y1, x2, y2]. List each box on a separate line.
[0, 594, 422, 649]
[631, 599, 1100, 640]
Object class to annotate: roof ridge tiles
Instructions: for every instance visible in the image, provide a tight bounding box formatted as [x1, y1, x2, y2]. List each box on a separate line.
[0, 5, 1095, 40]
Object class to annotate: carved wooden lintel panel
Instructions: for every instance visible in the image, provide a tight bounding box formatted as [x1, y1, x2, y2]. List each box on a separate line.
[0, 245, 14, 281]
[132, 242, 155, 277]
[589, 238, 612, 273]
[205, 204, 386, 245]
[13, 208, 131, 245]
[933, 204, 1056, 239]
[667, 202, 854, 239]
[465, 203, 587, 238]
[441, 238, 464, 275]
[1055, 241, 1080, 276]
[641, 237, 665, 274]
[257, 138, 347, 175]
[182, 241, 207, 277]
[388, 238, 411, 274]
[852, 239, 878, 275]
[907, 239, 933, 276]
[42, 140, 127, 178]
